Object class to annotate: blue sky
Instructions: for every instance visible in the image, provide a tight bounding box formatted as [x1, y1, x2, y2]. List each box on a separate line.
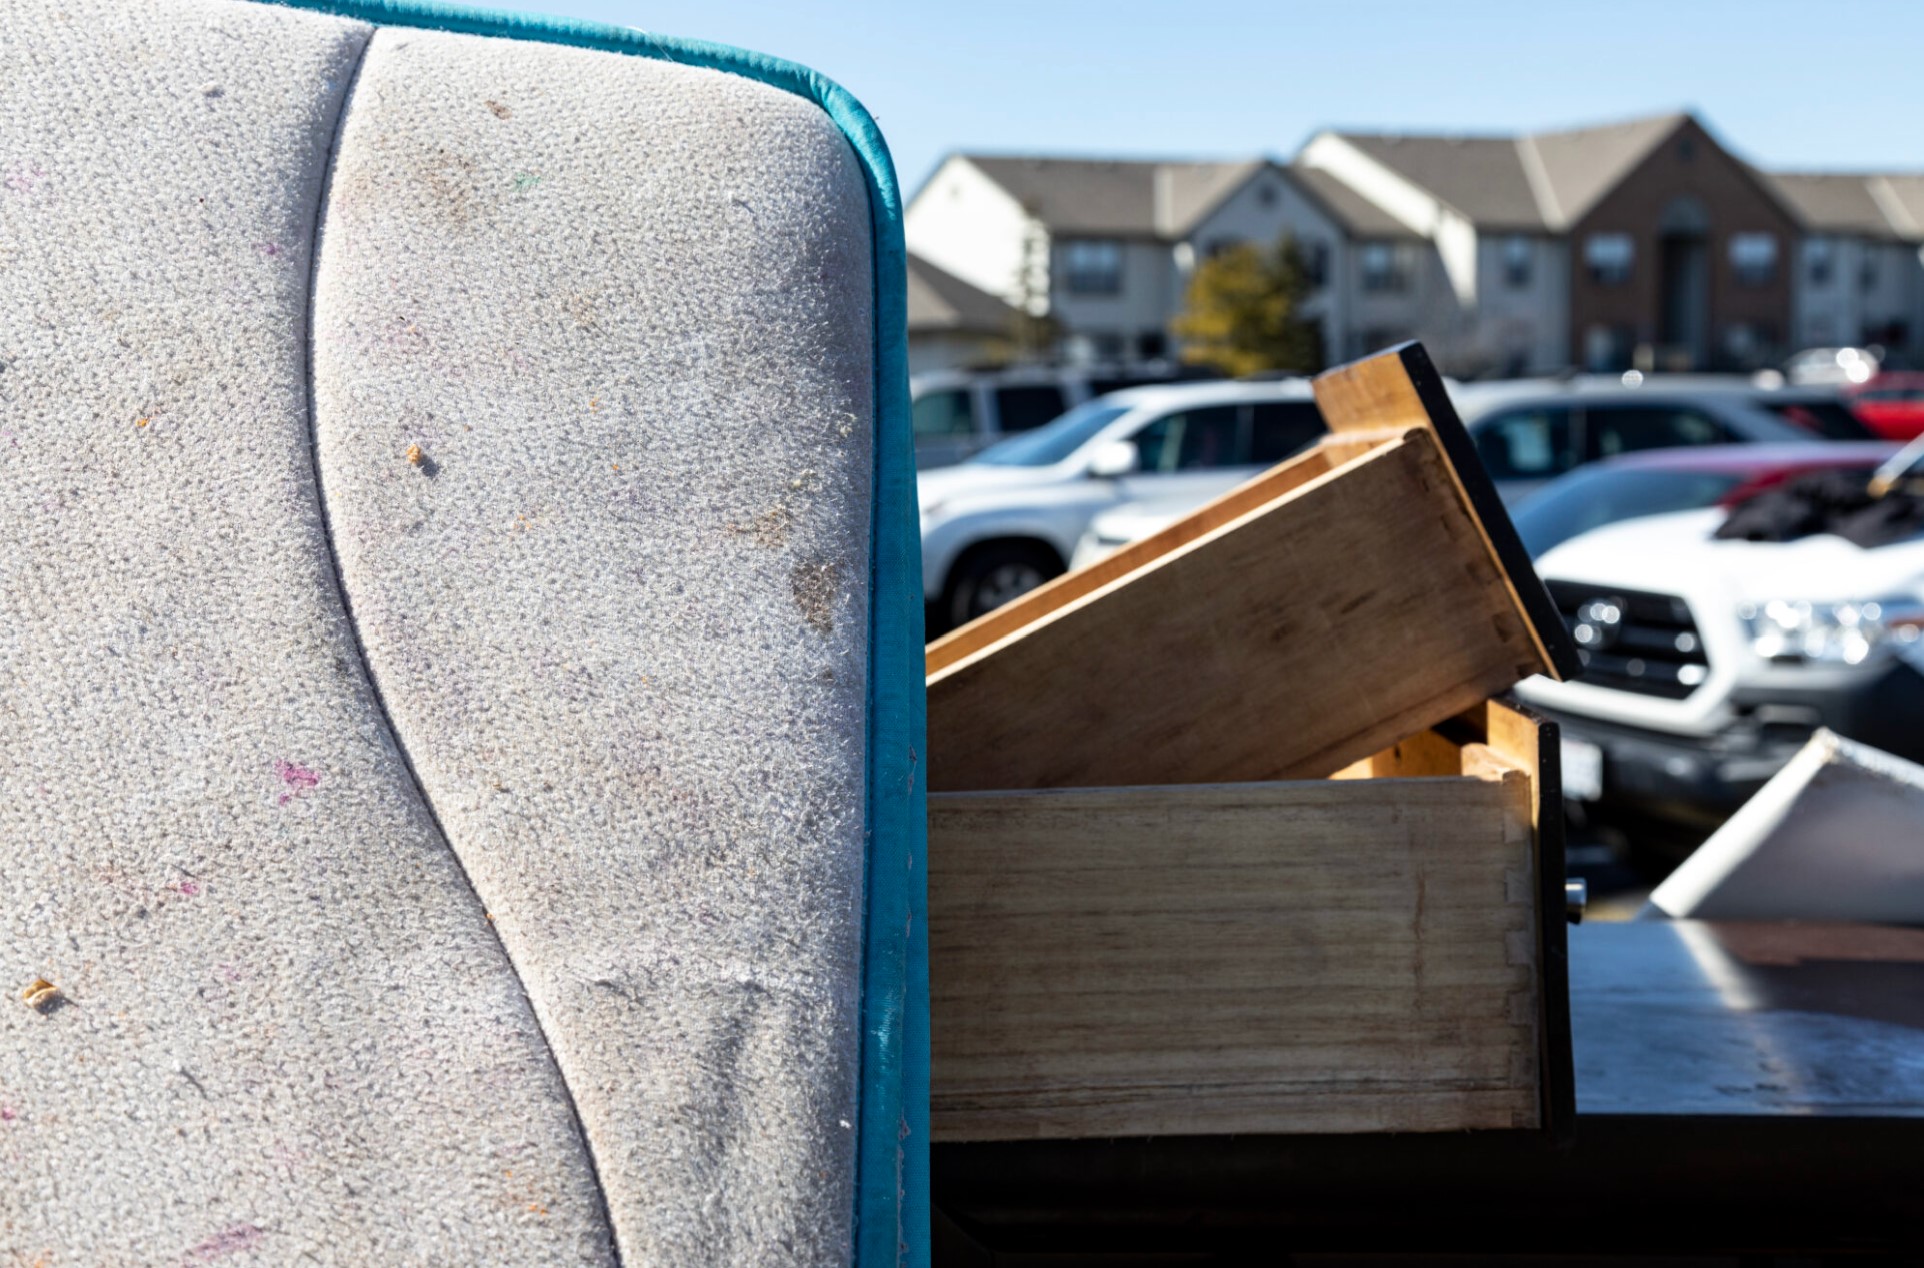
[504, 0, 1924, 194]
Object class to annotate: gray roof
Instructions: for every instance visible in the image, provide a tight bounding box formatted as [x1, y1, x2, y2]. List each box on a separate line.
[1337, 133, 1551, 230]
[1877, 175, 1924, 236]
[960, 155, 1268, 238]
[1326, 112, 1690, 231]
[1766, 171, 1924, 240]
[1766, 173, 1902, 238]
[1288, 164, 1421, 239]
[1521, 113, 1689, 226]
[905, 252, 1018, 334]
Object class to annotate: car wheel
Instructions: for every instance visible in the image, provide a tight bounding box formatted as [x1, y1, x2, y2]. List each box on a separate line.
[943, 542, 1063, 631]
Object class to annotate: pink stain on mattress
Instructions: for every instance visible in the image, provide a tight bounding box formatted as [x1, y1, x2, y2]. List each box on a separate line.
[274, 759, 321, 805]
[0, 1105, 18, 1122]
[255, 241, 284, 258]
[175, 880, 201, 897]
[185, 1225, 264, 1261]
[3, 165, 47, 195]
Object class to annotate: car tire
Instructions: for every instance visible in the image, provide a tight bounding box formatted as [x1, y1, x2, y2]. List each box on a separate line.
[941, 542, 1063, 633]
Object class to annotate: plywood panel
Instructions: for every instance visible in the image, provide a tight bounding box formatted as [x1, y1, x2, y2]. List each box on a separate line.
[1314, 344, 1581, 681]
[926, 432, 1399, 675]
[929, 776, 1542, 1141]
[1328, 700, 1573, 1135]
[927, 430, 1544, 792]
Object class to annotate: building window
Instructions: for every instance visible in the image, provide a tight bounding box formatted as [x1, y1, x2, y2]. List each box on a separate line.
[1062, 331, 1127, 364]
[1204, 237, 1242, 260]
[1256, 183, 1279, 209]
[1729, 233, 1777, 287]
[1301, 239, 1330, 288]
[1584, 233, 1634, 286]
[1359, 242, 1414, 293]
[1502, 235, 1533, 289]
[1861, 254, 1879, 292]
[1805, 237, 1834, 287]
[1061, 239, 1123, 296]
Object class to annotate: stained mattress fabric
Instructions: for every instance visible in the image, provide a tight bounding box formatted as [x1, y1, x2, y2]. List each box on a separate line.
[0, 0, 614, 1262]
[1, 0, 897, 1264]
[311, 27, 877, 1266]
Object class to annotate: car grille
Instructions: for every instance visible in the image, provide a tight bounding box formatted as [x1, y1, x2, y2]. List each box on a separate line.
[1546, 581, 1710, 700]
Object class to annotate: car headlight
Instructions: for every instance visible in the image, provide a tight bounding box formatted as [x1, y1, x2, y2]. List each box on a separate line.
[1739, 596, 1924, 666]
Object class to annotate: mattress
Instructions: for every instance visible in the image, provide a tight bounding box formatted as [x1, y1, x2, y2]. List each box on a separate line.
[0, 1, 925, 1262]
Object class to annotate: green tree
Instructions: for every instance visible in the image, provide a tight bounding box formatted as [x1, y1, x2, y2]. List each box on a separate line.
[1173, 234, 1325, 377]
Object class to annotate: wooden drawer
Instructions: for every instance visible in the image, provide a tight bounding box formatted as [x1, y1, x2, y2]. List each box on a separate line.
[929, 700, 1573, 1141]
[925, 344, 1578, 793]
[925, 345, 1577, 1142]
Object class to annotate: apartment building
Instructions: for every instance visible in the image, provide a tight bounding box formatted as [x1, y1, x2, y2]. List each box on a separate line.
[903, 154, 1346, 365]
[902, 114, 1924, 376]
[1768, 172, 1924, 353]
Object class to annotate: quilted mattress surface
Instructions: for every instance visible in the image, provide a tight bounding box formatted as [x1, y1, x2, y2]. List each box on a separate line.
[0, 0, 918, 1262]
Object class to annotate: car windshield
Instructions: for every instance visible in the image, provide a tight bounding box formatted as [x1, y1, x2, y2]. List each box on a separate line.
[1514, 467, 1744, 557]
[972, 403, 1132, 467]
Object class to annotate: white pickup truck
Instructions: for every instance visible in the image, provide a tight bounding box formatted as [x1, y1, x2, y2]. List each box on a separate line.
[1515, 480, 1924, 851]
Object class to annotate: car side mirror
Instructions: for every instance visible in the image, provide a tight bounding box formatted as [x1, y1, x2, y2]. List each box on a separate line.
[1088, 440, 1139, 479]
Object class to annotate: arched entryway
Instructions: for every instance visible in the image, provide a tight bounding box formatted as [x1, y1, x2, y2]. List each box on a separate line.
[1658, 195, 1711, 368]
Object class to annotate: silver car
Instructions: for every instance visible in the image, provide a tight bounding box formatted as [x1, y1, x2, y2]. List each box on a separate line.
[1454, 378, 1826, 506]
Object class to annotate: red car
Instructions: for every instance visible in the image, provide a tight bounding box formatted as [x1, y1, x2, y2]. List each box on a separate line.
[1847, 373, 1924, 441]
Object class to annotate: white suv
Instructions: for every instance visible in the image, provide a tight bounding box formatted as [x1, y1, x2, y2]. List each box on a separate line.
[918, 379, 1325, 633]
[910, 364, 1215, 470]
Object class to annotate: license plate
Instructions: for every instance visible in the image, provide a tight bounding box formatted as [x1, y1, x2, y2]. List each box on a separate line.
[1561, 737, 1604, 802]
